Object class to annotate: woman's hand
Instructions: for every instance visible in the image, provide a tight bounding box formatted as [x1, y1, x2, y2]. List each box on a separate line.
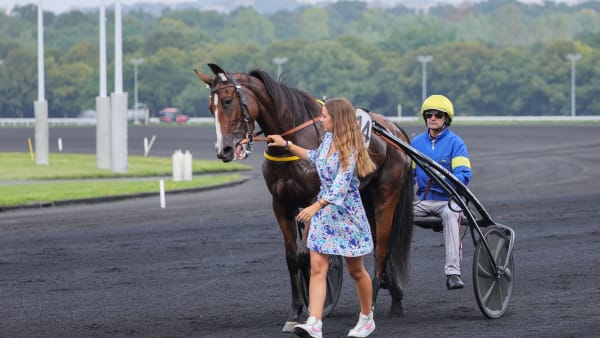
[296, 203, 320, 223]
[266, 134, 286, 147]
[267, 134, 308, 161]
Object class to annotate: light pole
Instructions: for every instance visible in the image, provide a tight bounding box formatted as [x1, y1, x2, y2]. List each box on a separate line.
[96, 0, 111, 169]
[111, 0, 128, 173]
[34, 0, 49, 165]
[565, 53, 581, 117]
[130, 58, 144, 111]
[417, 55, 433, 103]
[272, 56, 288, 79]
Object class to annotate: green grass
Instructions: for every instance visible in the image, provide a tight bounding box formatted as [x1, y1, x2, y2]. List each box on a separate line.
[0, 153, 253, 207]
[0, 152, 251, 180]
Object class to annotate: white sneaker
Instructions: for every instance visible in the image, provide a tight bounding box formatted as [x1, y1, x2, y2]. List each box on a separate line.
[348, 311, 375, 337]
[293, 316, 323, 338]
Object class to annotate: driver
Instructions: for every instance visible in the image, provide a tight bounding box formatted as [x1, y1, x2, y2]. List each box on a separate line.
[412, 94, 472, 290]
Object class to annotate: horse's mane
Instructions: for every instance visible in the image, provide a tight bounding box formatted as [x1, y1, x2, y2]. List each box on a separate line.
[248, 69, 321, 124]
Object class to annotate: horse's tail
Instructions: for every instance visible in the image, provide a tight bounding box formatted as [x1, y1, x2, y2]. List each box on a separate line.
[388, 159, 414, 285]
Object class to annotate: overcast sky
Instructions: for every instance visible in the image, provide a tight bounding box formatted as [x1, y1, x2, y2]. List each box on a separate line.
[0, 0, 195, 13]
[0, 0, 574, 14]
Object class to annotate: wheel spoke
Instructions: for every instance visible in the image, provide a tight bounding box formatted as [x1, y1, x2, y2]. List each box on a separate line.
[502, 267, 513, 282]
[477, 259, 494, 279]
[492, 237, 506, 262]
[496, 280, 505, 306]
[481, 279, 497, 305]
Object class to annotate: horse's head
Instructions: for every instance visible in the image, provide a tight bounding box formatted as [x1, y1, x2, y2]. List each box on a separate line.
[194, 63, 257, 162]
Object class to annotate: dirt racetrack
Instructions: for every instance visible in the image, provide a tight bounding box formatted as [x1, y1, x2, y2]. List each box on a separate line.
[0, 124, 599, 337]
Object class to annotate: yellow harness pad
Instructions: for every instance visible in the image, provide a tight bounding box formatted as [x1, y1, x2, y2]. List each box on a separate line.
[263, 151, 300, 162]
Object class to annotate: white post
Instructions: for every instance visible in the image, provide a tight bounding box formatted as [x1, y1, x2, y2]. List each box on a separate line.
[34, 0, 48, 166]
[37, 3, 45, 102]
[159, 179, 166, 209]
[172, 150, 183, 182]
[96, 0, 111, 169]
[145, 135, 156, 156]
[99, 0, 107, 98]
[58, 137, 63, 152]
[417, 55, 433, 103]
[115, 0, 122, 94]
[565, 53, 581, 117]
[111, 0, 128, 173]
[183, 150, 193, 181]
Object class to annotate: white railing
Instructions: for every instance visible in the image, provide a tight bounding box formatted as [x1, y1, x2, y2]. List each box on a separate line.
[389, 115, 600, 123]
[0, 118, 96, 127]
[1, 115, 599, 127]
[0, 117, 214, 127]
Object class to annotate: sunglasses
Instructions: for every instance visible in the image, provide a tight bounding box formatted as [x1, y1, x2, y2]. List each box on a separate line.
[424, 111, 445, 119]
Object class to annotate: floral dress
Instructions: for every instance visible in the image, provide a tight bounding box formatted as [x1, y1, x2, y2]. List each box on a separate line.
[306, 132, 374, 257]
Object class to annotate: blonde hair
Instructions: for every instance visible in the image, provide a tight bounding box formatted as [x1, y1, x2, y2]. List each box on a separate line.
[325, 98, 376, 178]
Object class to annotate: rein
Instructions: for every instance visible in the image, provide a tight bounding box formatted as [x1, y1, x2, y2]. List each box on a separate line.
[239, 118, 321, 144]
[243, 117, 320, 163]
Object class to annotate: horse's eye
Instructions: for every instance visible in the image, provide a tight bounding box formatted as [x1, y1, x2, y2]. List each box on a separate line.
[222, 97, 233, 109]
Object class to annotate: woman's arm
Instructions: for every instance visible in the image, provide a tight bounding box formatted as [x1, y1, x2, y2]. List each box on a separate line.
[266, 134, 308, 161]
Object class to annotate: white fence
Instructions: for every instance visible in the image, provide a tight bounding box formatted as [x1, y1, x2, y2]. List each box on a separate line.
[390, 115, 600, 123]
[0, 117, 214, 127]
[1, 115, 599, 127]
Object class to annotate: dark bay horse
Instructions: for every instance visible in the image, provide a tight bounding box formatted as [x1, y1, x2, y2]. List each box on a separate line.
[194, 63, 413, 331]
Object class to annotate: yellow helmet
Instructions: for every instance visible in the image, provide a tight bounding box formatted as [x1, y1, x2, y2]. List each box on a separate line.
[420, 94, 454, 121]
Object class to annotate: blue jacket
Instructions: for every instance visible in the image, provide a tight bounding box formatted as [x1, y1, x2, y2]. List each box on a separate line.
[411, 128, 472, 201]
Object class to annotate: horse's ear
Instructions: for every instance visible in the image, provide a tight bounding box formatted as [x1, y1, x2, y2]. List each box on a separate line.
[194, 68, 213, 87]
[207, 63, 226, 76]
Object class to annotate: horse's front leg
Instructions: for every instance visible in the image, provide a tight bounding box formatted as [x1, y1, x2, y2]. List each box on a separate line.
[272, 201, 306, 332]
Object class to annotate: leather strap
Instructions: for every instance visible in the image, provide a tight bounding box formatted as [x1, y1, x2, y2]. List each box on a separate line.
[240, 118, 320, 144]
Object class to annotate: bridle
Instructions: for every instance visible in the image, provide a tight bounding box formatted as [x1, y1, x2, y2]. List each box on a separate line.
[211, 72, 322, 152]
[211, 74, 255, 145]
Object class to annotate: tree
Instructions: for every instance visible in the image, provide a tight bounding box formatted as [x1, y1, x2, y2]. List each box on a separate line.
[62, 42, 97, 66]
[288, 40, 371, 105]
[298, 7, 330, 41]
[221, 7, 275, 46]
[138, 47, 189, 114]
[47, 61, 95, 117]
[378, 17, 456, 55]
[0, 47, 37, 117]
[474, 48, 533, 116]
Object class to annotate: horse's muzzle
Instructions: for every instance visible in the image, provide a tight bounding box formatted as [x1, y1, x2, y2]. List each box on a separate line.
[217, 142, 251, 162]
[217, 146, 235, 162]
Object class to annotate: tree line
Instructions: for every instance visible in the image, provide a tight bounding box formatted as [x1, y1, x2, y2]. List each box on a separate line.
[1, 0, 600, 118]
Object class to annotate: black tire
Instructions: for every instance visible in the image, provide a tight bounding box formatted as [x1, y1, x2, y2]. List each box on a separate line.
[299, 255, 343, 317]
[473, 226, 514, 319]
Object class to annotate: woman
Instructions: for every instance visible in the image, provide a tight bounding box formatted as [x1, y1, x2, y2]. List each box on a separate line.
[268, 97, 376, 338]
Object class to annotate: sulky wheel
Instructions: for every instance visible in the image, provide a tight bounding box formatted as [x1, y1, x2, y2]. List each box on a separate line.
[473, 226, 514, 319]
[300, 255, 343, 316]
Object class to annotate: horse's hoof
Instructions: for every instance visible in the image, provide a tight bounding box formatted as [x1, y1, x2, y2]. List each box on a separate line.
[389, 307, 406, 317]
[282, 321, 298, 332]
[390, 303, 406, 317]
